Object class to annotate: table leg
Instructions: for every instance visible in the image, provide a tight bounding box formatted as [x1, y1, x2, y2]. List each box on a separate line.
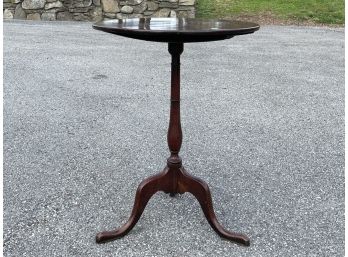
[96, 42, 250, 246]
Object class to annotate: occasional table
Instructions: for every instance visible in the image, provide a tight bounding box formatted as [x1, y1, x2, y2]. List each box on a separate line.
[92, 18, 259, 246]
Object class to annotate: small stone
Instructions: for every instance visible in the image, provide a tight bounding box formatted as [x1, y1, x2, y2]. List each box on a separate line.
[169, 10, 176, 17]
[92, 0, 100, 5]
[56, 11, 72, 20]
[3, 9, 14, 19]
[179, 0, 194, 5]
[103, 12, 116, 18]
[121, 5, 133, 14]
[143, 10, 154, 16]
[132, 2, 146, 13]
[41, 12, 56, 20]
[146, 1, 158, 11]
[152, 8, 170, 17]
[159, 1, 177, 8]
[116, 13, 124, 19]
[73, 12, 88, 20]
[120, 0, 142, 5]
[72, 0, 91, 7]
[83, 0, 92, 6]
[71, 1, 84, 7]
[22, 0, 45, 9]
[101, 0, 119, 13]
[14, 4, 26, 19]
[44, 1, 62, 9]
[27, 12, 41, 19]
[89, 6, 102, 20]
[11, 0, 21, 4]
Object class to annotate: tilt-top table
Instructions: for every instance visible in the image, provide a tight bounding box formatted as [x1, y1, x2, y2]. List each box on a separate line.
[92, 18, 259, 246]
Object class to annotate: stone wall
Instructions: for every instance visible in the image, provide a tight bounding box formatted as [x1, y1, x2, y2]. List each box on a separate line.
[3, 0, 195, 21]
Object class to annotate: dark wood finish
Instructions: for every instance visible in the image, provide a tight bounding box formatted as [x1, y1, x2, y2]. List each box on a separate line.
[96, 42, 250, 246]
[93, 18, 259, 43]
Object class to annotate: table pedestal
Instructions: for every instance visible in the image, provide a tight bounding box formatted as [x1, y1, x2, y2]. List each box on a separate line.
[96, 42, 250, 246]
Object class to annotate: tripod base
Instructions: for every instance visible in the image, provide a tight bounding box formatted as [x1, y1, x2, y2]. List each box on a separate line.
[96, 161, 250, 246]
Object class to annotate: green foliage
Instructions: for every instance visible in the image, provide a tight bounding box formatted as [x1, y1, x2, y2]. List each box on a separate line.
[196, 0, 344, 24]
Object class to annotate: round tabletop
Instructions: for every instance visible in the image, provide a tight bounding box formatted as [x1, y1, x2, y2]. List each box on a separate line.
[93, 18, 260, 43]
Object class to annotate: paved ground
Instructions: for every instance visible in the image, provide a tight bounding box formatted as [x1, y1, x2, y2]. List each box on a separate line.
[4, 20, 344, 257]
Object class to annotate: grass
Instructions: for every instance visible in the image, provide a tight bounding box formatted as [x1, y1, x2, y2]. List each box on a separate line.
[196, 0, 344, 25]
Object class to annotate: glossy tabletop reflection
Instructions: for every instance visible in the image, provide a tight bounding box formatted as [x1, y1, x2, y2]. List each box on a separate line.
[93, 18, 260, 42]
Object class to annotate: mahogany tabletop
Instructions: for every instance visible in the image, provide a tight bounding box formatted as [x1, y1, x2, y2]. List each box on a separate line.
[93, 18, 260, 43]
